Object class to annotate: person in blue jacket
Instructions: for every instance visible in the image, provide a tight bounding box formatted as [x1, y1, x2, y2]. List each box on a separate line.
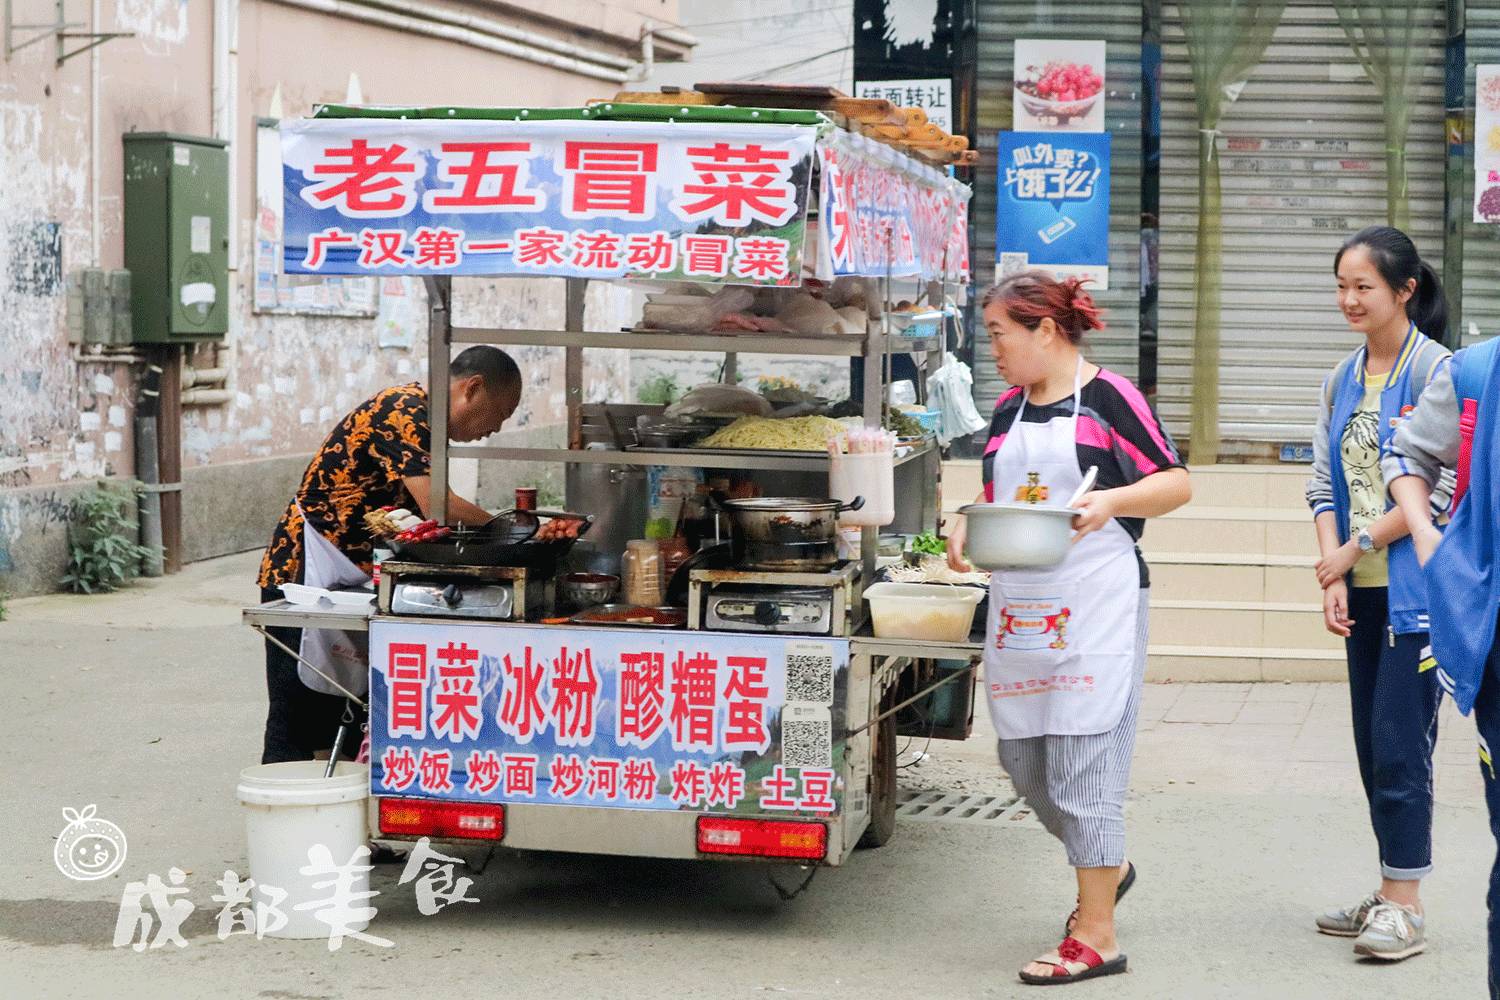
[1388, 330, 1500, 997]
[1305, 226, 1451, 961]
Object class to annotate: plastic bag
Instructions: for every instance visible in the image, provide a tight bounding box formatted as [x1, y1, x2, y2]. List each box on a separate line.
[929, 355, 989, 446]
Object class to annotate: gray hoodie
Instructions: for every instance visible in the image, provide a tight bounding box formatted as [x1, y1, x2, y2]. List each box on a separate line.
[1381, 361, 1460, 514]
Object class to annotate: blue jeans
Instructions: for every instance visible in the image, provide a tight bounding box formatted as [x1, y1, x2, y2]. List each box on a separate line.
[1470, 630, 1500, 999]
[1345, 587, 1441, 879]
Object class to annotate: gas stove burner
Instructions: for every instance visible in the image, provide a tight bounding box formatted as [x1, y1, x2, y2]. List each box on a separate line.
[377, 560, 550, 621]
[687, 561, 863, 636]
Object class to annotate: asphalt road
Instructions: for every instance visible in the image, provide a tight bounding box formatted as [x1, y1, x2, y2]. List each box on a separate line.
[0, 553, 1491, 999]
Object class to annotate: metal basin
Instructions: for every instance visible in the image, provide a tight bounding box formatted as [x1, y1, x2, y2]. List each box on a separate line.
[957, 502, 1078, 570]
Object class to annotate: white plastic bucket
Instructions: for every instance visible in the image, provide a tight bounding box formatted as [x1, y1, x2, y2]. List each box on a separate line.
[236, 761, 371, 940]
[829, 451, 895, 527]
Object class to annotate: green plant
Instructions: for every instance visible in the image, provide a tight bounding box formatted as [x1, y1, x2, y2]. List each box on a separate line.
[60, 481, 158, 594]
[637, 373, 681, 406]
[0, 592, 7, 621]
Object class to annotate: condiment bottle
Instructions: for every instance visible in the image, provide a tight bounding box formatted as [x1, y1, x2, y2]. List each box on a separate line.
[622, 539, 663, 606]
[515, 486, 538, 511]
[658, 536, 692, 582]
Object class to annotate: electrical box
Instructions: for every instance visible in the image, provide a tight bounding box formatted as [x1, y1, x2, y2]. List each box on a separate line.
[122, 133, 229, 343]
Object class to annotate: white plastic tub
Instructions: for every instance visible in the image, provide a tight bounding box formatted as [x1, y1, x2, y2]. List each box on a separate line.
[863, 582, 985, 641]
[236, 761, 371, 939]
[829, 451, 895, 527]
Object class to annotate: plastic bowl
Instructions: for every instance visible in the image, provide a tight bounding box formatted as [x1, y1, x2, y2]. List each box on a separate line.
[863, 582, 985, 641]
[957, 502, 1078, 570]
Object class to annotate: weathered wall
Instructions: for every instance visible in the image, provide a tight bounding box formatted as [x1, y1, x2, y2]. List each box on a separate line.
[0, 0, 673, 596]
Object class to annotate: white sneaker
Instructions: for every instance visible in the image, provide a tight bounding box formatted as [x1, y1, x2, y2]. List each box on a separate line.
[1316, 892, 1382, 937]
[1353, 902, 1427, 961]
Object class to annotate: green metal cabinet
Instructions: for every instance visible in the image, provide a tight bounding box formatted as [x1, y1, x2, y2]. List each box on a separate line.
[122, 133, 229, 343]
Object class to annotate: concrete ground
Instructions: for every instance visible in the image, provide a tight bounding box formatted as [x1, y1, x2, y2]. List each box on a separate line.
[0, 552, 1492, 999]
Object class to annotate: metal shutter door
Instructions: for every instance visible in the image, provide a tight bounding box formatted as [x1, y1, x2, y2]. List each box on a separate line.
[1158, 0, 1446, 456]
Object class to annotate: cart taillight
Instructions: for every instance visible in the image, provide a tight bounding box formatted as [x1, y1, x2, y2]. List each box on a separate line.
[379, 798, 505, 841]
[696, 816, 827, 860]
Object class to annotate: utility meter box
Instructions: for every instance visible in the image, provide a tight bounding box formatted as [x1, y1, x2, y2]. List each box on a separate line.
[122, 133, 229, 343]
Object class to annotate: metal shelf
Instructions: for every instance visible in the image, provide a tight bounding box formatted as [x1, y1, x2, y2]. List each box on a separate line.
[450, 326, 940, 358]
[450, 442, 936, 473]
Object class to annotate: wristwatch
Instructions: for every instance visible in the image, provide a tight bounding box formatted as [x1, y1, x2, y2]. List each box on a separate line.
[1357, 529, 1379, 554]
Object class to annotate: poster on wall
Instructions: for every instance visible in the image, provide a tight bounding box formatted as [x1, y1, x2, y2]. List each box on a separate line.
[854, 78, 953, 133]
[995, 131, 1110, 289]
[1012, 39, 1106, 133]
[1475, 66, 1500, 222]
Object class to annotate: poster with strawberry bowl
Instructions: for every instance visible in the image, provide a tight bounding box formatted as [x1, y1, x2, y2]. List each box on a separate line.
[1013, 39, 1107, 133]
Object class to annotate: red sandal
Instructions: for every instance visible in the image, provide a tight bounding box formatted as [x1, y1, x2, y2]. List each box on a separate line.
[1018, 936, 1128, 986]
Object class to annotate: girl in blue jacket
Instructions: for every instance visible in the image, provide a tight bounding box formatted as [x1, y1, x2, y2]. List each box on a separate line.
[1305, 226, 1451, 961]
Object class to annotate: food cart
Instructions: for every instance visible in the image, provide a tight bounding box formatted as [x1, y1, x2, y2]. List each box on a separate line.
[244, 92, 981, 868]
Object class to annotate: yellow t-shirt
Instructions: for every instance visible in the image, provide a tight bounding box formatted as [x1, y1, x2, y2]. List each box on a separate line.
[1341, 381, 1388, 588]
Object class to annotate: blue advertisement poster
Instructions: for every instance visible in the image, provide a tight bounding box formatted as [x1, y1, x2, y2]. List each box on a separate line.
[368, 621, 850, 817]
[995, 130, 1110, 289]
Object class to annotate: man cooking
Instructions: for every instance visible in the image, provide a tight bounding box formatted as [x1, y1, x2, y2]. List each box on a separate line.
[256, 345, 522, 765]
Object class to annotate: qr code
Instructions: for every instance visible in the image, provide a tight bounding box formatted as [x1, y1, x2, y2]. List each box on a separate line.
[1000, 252, 1030, 277]
[786, 652, 834, 705]
[782, 718, 833, 768]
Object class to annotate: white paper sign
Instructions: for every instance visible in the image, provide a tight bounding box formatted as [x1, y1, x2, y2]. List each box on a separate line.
[1476, 65, 1500, 222]
[855, 78, 953, 133]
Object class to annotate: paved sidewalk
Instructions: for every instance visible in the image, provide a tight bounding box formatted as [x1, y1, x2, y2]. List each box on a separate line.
[0, 553, 1492, 999]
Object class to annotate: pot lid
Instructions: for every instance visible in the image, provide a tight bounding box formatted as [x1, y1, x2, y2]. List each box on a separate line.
[720, 497, 843, 511]
[957, 502, 1080, 516]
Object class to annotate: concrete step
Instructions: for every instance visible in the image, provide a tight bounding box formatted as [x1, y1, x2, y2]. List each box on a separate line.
[1149, 599, 1341, 651]
[1149, 554, 1321, 605]
[1142, 507, 1315, 558]
[1147, 644, 1345, 683]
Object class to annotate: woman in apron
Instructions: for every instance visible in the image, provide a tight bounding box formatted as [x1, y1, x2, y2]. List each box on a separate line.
[948, 272, 1189, 985]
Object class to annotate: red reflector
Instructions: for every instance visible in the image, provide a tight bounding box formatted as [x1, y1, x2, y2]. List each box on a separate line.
[378, 798, 505, 841]
[696, 816, 827, 860]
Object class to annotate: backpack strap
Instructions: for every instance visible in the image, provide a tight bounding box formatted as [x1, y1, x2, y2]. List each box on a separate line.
[1452, 338, 1500, 512]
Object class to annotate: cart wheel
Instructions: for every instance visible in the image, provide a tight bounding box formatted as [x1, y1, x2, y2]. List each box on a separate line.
[857, 690, 898, 849]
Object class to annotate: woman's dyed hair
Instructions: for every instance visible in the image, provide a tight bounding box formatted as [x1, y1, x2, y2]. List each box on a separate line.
[980, 271, 1106, 344]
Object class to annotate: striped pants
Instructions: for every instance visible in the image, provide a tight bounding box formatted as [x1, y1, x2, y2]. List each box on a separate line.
[996, 590, 1149, 869]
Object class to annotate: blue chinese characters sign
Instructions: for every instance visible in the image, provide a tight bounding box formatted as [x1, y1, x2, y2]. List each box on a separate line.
[369, 622, 851, 817]
[995, 130, 1110, 289]
[280, 118, 818, 284]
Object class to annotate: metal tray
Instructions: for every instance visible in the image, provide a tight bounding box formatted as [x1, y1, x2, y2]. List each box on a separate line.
[569, 604, 687, 628]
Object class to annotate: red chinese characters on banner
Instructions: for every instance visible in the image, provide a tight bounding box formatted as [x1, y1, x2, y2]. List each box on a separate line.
[721, 655, 770, 750]
[669, 651, 718, 752]
[624, 231, 677, 274]
[418, 748, 454, 794]
[411, 226, 464, 269]
[622, 758, 659, 803]
[730, 237, 790, 282]
[706, 762, 747, 809]
[380, 746, 418, 791]
[464, 749, 503, 795]
[616, 652, 666, 749]
[681, 235, 733, 278]
[672, 142, 799, 226]
[549, 753, 587, 799]
[502, 753, 538, 798]
[498, 646, 549, 744]
[302, 228, 357, 269]
[302, 139, 419, 216]
[359, 229, 408, 268]
[570, 231, 623, 272]
[514, 226, 570, 269]
[797, 768, 836, 813]
[385, 644, 429, 738]
[585, 758, 622, 802]
[432, 642, 482, 743]
[561, 141, 659, 221]
[425, 142, 542, 213]
[550, 647, 599, 746]
[669, 761, 709, 807]
[758, 764, 799, 811]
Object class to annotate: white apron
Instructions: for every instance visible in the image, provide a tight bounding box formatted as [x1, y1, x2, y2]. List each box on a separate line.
[294, 504, 371, 698]
[983, 360, 1141, 739]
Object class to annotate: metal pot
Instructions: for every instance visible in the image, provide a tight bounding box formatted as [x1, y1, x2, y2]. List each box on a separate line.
[956, 502, 1077, 570]
[632, 424, 703, 449]
[715, 496, 864, 570]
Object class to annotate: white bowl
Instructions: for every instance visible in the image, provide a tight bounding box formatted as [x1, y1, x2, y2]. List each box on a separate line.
[1013, 84, 1102, 123]
[957, 502, 1078, 570]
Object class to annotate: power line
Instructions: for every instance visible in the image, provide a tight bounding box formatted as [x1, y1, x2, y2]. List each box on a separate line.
[737, 44, 855, 82]
[684, 3, 849, 32]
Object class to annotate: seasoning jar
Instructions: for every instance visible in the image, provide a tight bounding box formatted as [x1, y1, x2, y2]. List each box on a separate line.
[514, 487, 538, 511]
[622, 539, 663, 606]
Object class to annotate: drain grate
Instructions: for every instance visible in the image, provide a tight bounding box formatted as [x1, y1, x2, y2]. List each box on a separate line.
[895, 788, 1039, 826]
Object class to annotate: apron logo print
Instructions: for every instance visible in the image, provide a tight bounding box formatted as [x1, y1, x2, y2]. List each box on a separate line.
[1013, 471, 1049, 504]
[996, 604, 1071, 651]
